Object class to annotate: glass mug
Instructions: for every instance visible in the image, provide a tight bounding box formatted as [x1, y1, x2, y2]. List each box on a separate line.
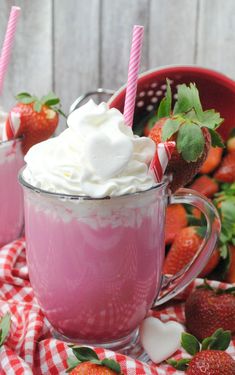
[0, 139, 24, 247]
[19, 172, 220, 353]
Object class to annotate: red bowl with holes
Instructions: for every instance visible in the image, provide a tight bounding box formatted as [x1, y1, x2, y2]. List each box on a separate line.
[109, 66, 235, 140]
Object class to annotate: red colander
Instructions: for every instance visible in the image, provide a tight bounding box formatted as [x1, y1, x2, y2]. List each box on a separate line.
[109, 65, 235, 140]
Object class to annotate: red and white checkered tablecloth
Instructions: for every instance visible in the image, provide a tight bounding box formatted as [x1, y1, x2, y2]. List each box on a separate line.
[0, 238, 234, 374]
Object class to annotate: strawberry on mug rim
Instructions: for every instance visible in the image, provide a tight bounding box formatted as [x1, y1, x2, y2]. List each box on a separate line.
[148, 80, 224, 191]
[6, 92, 65, 154]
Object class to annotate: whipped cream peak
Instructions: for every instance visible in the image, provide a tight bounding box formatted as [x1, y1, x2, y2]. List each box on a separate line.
[24, 100, 157, 198]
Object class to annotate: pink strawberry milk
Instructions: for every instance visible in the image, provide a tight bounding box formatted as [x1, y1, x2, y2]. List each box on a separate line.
[0, 108, 24, 247]
[20, 100, 220, 352]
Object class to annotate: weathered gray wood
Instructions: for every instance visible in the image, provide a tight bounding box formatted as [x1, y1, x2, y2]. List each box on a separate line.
[101, 0, 150, 91]
[54, 0, 100, 117]
[1, 0, 235, 133]
[149, 0, 198, 68]
[197, 0, 235, 79]
[0, 0, 52, 110]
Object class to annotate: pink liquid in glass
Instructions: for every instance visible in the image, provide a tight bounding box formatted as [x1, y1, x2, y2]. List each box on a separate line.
[22, 183, 167, 343]
[0, 139, 24, 247]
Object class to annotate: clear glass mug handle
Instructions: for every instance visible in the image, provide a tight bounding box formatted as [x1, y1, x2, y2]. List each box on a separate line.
[153, 188, 221, 307]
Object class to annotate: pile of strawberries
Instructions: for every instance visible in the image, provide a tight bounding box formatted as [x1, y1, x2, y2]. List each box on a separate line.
[164, 136, 235, 284]
[145, 80, 235, 284]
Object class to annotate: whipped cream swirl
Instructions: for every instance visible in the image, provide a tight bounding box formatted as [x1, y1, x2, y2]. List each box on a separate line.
[23, 100, 156, 198]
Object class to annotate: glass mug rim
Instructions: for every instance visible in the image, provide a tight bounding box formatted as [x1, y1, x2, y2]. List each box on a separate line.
[18, 166, 169, 201]
[0, 137, 22, 147]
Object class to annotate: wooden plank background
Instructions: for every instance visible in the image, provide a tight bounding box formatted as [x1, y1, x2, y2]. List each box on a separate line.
[1, 0, 235, 131]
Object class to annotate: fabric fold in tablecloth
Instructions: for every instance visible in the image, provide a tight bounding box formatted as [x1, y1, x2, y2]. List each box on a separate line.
[0, 238, 234, 374]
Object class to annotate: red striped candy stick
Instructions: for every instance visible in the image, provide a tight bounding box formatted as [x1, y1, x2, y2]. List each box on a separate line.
[0, 6, 21, 96]
[123, 25, 144, 127]
[150, 142, 176, 183]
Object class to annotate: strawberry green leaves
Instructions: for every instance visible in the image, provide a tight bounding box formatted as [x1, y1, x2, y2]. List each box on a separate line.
[167, 358, 190, 371]
[66, 345, 121, 373]
[201, 329, 231, 351]
[197, 110, 223, 130]
[177, 123, 205, 162]
[173, 83, 202, 116]
[157, 79, 172, 120]
[16, 92, 37, 104]
[208, 129, 224, 148]
[16, 92, 66, 118]
[41, 92, 61, 107]
[0, 313, 11, 347]
[162, 119, 181, 141]
[181, 332, 200, 355]
[156, 80, 224, 162]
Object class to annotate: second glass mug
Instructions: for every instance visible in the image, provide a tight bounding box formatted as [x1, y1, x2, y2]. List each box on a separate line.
[0, 138, 24, 247]
[19, 172, 220, 353]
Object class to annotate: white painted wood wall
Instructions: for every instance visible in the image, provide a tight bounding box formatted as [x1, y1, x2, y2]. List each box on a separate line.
[1, 0, 235, 131]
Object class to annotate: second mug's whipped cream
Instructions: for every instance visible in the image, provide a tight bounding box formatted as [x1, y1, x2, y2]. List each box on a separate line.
[23, 100, 156, 198]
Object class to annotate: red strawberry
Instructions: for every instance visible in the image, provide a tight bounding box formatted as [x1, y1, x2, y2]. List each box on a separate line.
[214, 152, 235, 183]
[148, 81, 224, 191]
[70, 362, 118, 375]
[165, 204, 188, 245]
[163, 226, 220, 278]
[186, 350, 235, 375]
[168, 329, 235, 375]
[6, 92, 64, 154]
[189, 175, 219, 198]
[199, 146, 223, 174]
[185, 281, 235, 340]
[67, 346, 122, 374]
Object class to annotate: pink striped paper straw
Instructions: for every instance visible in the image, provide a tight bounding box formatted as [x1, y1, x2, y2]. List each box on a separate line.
[123, 25, 144, 127]
[0, 6, 21, 96]
[150, 142, 176, 183]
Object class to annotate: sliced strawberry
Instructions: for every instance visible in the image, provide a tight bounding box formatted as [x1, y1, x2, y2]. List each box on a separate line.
[165, 204, 187, 245]
[199, 146, 223, 174]
[214, 152, 235, 183]
[189, 175, 219, 198]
